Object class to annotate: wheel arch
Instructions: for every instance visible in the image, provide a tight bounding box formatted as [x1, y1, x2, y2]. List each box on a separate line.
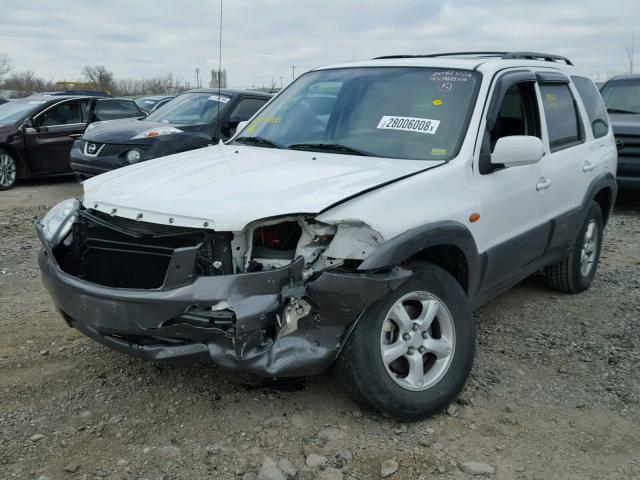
[357, 221, 481, 299]
[584, 172, 617, 226]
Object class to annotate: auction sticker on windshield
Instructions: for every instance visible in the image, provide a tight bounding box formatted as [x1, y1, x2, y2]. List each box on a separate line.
[377, 116, 440, 134]
[208, 95, 230, 103]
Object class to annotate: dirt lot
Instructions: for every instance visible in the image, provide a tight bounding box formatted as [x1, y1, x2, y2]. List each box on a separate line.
[1, 177, 639, 480]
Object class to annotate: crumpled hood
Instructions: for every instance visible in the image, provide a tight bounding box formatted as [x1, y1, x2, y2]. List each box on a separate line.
[82, 143, 443, 231]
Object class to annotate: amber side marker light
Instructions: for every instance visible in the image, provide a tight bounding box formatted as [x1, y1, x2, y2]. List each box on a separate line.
[469, 213, 481, 223]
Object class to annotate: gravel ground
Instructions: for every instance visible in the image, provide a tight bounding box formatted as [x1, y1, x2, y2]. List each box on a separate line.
[1, 177, 639, 480]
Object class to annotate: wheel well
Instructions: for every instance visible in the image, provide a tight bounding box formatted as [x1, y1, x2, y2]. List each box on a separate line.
[411, 245, 469, 293]
[593, 188, 612, 225]
[0, 145, 26, 178]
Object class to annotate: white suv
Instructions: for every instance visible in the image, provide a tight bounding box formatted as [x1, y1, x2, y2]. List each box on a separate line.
[37, 51, 617, 420]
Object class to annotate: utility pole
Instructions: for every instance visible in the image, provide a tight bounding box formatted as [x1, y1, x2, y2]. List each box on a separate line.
[195, 68, 201, 88]
[627, 28, 636, 74]
[280, 76, 283, 89]
[290, 65, 296, 81]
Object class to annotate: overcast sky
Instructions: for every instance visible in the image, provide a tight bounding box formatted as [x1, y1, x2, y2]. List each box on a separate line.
[2, 0, 639, 88]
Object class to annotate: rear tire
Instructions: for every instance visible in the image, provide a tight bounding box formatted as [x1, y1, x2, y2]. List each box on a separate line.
[337, 262, 475, 421]
[0, 149, 18, 190]
[545, 201, 603, 293]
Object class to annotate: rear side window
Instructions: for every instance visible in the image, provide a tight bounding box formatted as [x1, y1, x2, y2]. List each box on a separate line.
[539, 84, 582, 151]
[571, 76, 609, 138]
[94, 100, 141, 121]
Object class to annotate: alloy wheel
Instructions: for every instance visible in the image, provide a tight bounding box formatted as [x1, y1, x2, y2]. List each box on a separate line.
[580, 219, 598, 277]
[380, 291, 456, 391]
[0, 153, 17, 188]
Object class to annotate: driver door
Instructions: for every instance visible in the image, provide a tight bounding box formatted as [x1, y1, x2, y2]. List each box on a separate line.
[25, 99, 87, 174]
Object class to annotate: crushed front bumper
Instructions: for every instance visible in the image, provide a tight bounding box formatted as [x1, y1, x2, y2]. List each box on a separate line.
[37, 226, 411, 377]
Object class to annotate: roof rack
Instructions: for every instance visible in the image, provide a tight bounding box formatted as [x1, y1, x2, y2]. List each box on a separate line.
[373, 51, 574, 66]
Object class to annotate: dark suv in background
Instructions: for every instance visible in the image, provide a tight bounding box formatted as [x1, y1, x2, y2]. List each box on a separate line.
[70, 89, 270, 179]
[0, 95, 143, 190]
[601, 74, 640, 190]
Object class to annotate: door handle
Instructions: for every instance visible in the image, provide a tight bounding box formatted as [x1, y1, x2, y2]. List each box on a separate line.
[536, 177, 552, 191]
[69, 133, 83, 138]
[582, 161, 596, 172]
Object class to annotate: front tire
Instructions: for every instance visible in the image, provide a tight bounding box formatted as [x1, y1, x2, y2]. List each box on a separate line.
[0, 149, 18, 190]
[337, 262, 475, 421]
[545, 201, 603, 293]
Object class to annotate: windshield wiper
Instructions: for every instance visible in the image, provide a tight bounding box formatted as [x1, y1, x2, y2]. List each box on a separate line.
[234, 136, 282, 148]
[287, 143, 368, 156]
[607, 108, 638, 114]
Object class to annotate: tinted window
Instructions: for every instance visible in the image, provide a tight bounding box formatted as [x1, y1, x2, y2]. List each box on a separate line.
[572, 76, 609, 138]
[236, 67, 480, 161]
[228, 98, 267, 122]
[35, 100, 83, 127]
[490, 82, 541, 150]
[94, 100, 141, 121]
[539, 84, 582, 151]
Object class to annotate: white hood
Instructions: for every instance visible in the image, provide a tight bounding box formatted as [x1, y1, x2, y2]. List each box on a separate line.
[82, 143, 443, 231]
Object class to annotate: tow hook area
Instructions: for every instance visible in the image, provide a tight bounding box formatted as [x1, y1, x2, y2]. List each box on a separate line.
[280, 297, 312, 337]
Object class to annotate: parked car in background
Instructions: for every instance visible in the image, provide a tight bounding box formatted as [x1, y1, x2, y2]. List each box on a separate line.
[600, 74, 640, 189]
[135, 95, 175, 114]
[0, 95, 144, 190]
[34, 91, 112, 98]
[0, 98, 8, 106]
[70, 89, 271, 179]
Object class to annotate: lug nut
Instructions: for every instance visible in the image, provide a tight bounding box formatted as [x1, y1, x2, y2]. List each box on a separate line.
[422, 331, 428, 339]
[402, 333, 411, 341]
[412, 323, 419, 331]
[407, 347, 415, 355]
[418, 346, 426, 354]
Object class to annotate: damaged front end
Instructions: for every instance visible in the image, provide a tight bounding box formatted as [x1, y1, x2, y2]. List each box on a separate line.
[37, 202, 411, 377]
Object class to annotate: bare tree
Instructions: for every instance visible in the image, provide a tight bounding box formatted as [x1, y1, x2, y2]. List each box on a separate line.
[0, 53, 10, 80]
[2, 70, 48, 97]
[81, 65, 115, 92]
[626, 28, 636, 74]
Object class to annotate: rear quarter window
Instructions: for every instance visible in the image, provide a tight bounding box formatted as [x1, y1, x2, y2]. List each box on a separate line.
[571, 76, 609, 138]
[539, 84, 583, 152]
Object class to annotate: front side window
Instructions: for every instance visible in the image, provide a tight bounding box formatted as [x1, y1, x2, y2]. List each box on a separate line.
[489, 82, 541, 150]
[539, 84, 582, 151]
[234, 67, 480, 161]
[35, 100, 83, 128]
[146, 92, 231, 125]
[572, 76, 609, 138]
[600, 78, 640, 114]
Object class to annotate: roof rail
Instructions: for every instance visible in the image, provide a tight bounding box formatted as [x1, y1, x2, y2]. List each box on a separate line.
[373, 51, 573, 66]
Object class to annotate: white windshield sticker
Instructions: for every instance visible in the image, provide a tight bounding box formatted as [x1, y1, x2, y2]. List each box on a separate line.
[28, 100, 46, 105]
[208, 95, 230, 103]
[377, 116, 440, 135]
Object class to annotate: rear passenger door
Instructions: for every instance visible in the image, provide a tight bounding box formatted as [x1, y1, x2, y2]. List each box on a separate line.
[535, 72, 609, 251]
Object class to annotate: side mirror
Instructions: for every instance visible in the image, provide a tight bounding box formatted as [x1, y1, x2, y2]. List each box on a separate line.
[491, 136, 544, 168]
[236, 120, 248, 133]
[20, 118, 37, 133]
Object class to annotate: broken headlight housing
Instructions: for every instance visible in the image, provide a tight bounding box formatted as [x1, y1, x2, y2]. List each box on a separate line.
[41, 198, 79, 245]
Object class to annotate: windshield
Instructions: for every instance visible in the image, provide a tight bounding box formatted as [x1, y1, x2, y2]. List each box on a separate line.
[601, 79, 640, 114]
[233, 67, 479, 160]
[145, 92, 231, 125]
[0, 100, 46, 126]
